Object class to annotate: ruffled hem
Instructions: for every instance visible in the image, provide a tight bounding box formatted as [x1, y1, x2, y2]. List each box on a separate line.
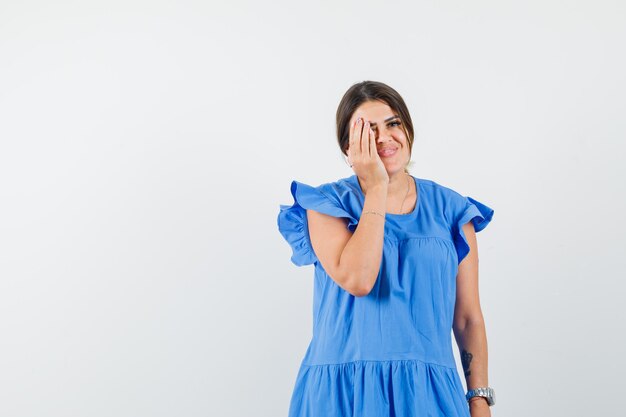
[288, 359, 470, 417]
[278, 180, 359, 267]
[453, 196, 494, 265]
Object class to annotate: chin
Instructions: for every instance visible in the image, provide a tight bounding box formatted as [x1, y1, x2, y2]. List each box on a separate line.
[385, 165, 405, 175]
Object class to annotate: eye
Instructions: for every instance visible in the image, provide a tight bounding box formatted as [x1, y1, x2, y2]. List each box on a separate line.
[370, 120, 402, 133]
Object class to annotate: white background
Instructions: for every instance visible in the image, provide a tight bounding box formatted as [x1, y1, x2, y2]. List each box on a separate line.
[1, 1, 624, 416]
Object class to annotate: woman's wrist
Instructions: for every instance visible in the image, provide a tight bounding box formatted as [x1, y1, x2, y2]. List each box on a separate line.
[468, 396, 489, 406]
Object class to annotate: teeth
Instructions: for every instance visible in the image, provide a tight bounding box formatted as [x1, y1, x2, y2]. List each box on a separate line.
[379, 148, 397, 156]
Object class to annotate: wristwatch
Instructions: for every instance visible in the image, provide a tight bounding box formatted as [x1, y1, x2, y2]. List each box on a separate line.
[466, 387, 495, 406]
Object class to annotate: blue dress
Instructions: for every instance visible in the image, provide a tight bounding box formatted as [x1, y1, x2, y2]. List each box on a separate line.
[277, 174, 494, 417]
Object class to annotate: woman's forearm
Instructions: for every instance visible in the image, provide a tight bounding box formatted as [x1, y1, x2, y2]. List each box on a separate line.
[340, 183, 388, 296]
[453, 320, 489, 392]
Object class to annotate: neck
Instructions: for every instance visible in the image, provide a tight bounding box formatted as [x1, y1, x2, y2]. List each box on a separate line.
[388, 170, 410, 194]
[360, 170, 410, 196]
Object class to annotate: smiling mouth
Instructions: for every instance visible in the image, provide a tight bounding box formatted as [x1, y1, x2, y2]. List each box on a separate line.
[378, 148, 398, 157]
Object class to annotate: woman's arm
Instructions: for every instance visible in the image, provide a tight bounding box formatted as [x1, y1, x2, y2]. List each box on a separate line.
[307, 182, 387, 297]
[452, 221, 491, 416]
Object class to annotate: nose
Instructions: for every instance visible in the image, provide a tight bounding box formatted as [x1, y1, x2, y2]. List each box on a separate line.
[375, 127, 393, 144]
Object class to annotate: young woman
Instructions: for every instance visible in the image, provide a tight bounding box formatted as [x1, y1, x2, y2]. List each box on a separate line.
[277, 81, 495, 417]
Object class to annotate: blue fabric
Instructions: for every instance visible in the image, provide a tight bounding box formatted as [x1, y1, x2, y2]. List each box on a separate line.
[277, 174, 494, 417]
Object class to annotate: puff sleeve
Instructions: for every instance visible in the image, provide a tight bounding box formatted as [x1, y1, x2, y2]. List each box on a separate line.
[452, 196, 494, 265]
[277, 180, 358, 267]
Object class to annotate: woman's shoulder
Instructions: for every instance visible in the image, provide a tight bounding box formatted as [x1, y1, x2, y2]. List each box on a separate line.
[415, 176, 475, 227]
[416, 177, 463, 198]
[283, 175, 360, 215]
[418, 176, 494, 232]
[276, 176, 360, 267]
[317, 175, 359, 200]
[414, 176, 467, 204]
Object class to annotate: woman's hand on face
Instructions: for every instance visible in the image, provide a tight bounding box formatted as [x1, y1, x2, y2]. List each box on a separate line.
[347, 117, 389, 189]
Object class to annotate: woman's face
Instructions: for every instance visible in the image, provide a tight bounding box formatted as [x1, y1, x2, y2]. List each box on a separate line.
[348, 100, 410, 174]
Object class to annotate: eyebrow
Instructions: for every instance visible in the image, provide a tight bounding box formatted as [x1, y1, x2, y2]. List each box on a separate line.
[368, 115, 400, 127]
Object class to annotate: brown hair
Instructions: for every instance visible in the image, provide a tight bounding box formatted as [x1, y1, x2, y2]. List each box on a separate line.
[336, 80, 415, 173]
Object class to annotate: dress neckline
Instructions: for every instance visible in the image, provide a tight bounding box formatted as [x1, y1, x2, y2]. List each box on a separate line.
[350, 174, 420, 218]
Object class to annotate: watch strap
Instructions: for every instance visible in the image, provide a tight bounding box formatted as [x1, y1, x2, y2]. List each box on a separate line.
[466, 387, 495, 406]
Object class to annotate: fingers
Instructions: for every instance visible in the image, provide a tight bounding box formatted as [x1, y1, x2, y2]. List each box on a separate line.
[347, 118, 354, 165]
[348, 117, 377, 165]
[369, 124, 377, 160]
[355, 118, 363, 155]
[361, 120, 370, 159]
[349, 117, 361, 162]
